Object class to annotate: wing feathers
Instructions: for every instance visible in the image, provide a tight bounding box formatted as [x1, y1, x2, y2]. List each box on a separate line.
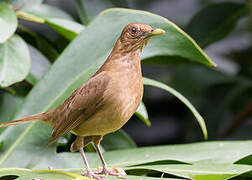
[47, 72, 110, 145]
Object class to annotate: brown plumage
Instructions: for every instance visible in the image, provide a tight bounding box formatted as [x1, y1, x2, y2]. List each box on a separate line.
[0, 23, 165, 179]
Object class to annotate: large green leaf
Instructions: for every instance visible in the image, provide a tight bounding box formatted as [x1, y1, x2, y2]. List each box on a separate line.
[26, 45, 51, 85]
[126, 164, 252, 180]
[186, 2, 247, 48]
[0, 2, 17, 43]
[0, 92, 23, 135]
[100, 141, 252, 167]
[0, 92, 23, 124]
[0, 168, 182, 180]
[0, 34, 30, 87]
[0, 8, 214, 167]
[143, 77, 207, 139]
[1, 165, 251, 180]
[2, 141, 252, 179]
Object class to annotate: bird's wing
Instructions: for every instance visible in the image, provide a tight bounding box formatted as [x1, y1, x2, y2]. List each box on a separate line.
[47, 72, 110, 146]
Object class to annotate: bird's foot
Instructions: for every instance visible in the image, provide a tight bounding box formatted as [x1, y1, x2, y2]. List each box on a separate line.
[97, 167, 127, 177]
[82, 171, 105, 180]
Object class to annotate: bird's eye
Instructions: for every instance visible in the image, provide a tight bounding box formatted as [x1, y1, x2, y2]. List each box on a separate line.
[131, 27, 137, 34]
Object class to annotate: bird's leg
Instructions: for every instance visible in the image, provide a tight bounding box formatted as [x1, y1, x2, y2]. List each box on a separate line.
[93, 136, 126, 177]
[95, 144, 110, 175]
[79, 147, 105, 180]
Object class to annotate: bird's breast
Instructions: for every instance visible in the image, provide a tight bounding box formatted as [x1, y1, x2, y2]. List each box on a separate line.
[103, 70, 143, 127]
[73, 70, 143, 136]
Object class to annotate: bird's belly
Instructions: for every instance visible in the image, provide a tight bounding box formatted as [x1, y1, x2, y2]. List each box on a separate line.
[72, 82, 143, 136]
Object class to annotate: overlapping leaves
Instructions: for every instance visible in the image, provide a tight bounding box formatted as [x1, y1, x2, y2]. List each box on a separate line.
[1, 1, 248, 180]
[2, 141, 252, 179]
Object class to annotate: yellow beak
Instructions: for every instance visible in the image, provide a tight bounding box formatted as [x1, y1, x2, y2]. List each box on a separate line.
[151, 28, 166, 35]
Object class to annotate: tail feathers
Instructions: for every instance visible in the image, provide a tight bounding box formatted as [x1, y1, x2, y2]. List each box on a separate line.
[0, 113, 46, 127]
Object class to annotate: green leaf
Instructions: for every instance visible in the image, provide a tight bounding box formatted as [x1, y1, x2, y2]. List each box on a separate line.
[135, 102, 150, 127]
[1, 164, 252, 180]
[0, 92, 23, 148]
[45, 18, 85, 40]
[0, 34, 31, 87]
[23, 141, 252, 168]
[126, 164, 252, 180]
[0, 92, 23, 135]
[143, 77, 207, 140]
[186, 2, 247, 48]
[64, 141, 252, 168]
[0, 92, 23, 124]
[0, 8, 213, 167]
[0, 2, 17, 43]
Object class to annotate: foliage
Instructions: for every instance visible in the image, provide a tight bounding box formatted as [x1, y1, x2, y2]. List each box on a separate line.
[0, 0, 251, 179]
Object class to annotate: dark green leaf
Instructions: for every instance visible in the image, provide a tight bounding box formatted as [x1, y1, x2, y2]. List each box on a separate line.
[0, 2, 17, 43]
[186, 2, 247, 48]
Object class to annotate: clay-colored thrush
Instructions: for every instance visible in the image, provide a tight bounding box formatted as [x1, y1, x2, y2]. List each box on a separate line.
[0, 23, 165, 179]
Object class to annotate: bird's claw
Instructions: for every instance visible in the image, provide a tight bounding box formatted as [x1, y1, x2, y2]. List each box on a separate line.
[82, 171, 105, 180]
[97, 167, 127, 177]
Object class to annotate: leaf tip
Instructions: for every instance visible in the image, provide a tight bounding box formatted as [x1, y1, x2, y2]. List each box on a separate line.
[210, 61, 217, 68]
[203, 131, 208, 140]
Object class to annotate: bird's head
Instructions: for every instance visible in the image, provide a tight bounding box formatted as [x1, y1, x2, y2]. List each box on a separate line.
[118, 23, 165, 52]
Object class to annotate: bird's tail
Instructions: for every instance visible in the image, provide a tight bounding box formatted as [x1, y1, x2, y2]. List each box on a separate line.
[0, 113, 49, 127]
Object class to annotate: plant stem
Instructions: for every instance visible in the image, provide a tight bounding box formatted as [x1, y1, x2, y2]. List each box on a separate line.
[16, 11, 45, 24]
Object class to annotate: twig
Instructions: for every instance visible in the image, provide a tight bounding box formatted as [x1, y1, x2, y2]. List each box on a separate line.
[221, 101, 252, 138]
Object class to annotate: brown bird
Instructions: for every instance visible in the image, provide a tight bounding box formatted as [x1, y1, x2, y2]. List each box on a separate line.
[0, 23, 165, 179]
